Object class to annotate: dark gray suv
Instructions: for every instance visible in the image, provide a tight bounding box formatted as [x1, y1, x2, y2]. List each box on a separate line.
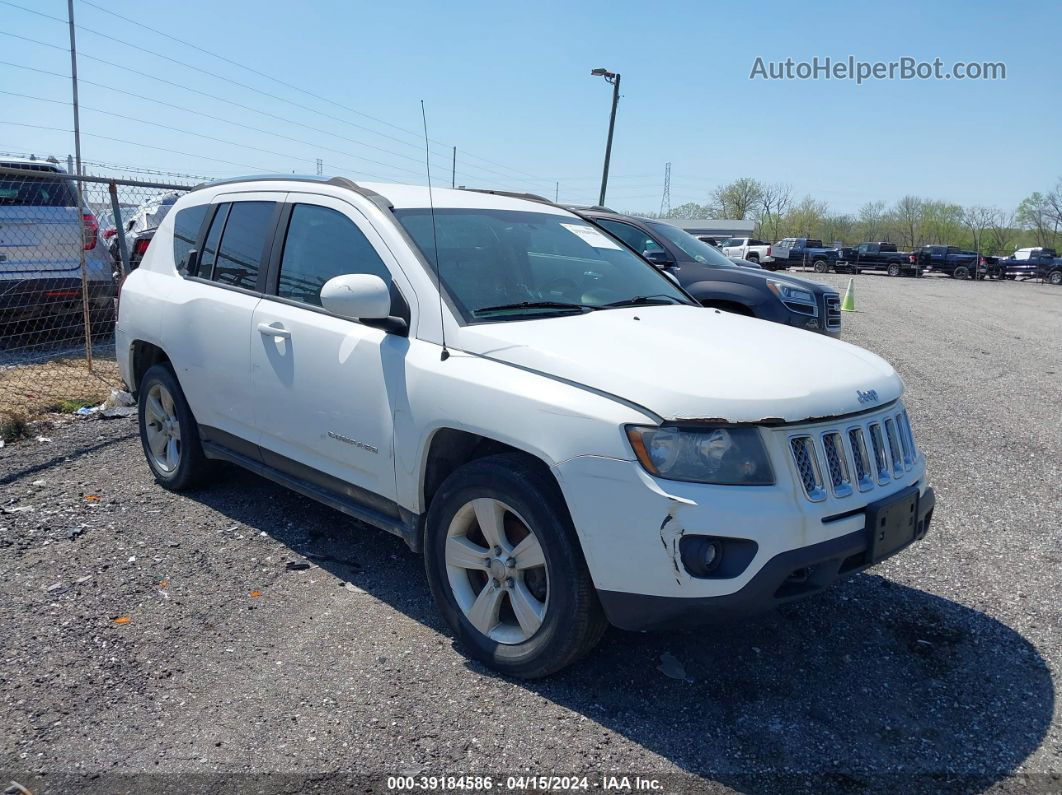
[576, 209, 842, 337]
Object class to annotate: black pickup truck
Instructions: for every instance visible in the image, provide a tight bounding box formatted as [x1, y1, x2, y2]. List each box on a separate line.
[916, 245, 988, 279]
[988, 247, 1058, 280]
[768, 237, 848, 273]
[836, 242, 921, 277]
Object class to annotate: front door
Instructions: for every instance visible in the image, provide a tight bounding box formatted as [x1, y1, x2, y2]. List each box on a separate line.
[250, 196, 407, 508]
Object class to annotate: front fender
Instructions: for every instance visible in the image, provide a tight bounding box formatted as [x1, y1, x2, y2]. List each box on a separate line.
[684, 280, 767, 313]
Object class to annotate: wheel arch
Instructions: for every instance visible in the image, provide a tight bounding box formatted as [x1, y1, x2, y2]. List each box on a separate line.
[129, 340, 171, 395]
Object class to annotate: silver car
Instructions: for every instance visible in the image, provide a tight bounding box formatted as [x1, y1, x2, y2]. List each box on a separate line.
[0, 158, 116, 331]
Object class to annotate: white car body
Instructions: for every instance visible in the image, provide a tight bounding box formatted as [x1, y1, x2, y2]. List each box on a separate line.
[117, 176, 933, 646]
[720, 237, 773, 263]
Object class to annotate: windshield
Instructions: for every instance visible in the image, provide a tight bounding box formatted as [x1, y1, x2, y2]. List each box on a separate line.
[394, 208, 691, 321]
[647, 221, 738, 267]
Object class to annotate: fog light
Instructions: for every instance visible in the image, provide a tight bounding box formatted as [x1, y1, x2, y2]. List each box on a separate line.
[680, 537, 723, 576]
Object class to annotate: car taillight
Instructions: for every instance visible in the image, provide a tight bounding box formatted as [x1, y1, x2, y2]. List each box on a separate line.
[133, 237, 151, 257]
[82, 213, 98, 250]
[103, 226, 117, 240]
[908, 254, 916, 263]
[767, 246, 772, 256]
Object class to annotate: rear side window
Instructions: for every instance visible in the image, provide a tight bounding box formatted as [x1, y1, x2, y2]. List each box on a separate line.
[277, 204, 390, 307]
[194, 203, 229, 278]
[0, 173, 78, 207]
[172, 204, 209, 275]
[212, 201, 276, 289]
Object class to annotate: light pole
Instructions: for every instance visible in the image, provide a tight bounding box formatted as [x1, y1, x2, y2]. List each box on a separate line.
[591, 67, 620, 207]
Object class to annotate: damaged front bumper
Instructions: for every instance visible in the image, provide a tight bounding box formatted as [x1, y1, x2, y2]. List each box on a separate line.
[552, 453, 933, 632]
[598, 487, 934, 631]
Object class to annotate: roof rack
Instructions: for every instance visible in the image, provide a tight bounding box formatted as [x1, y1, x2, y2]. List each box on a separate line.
[456, 187, 554, 205]
[189, 174, 392, 207]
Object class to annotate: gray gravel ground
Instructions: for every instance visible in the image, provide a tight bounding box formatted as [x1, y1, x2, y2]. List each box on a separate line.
[0, 273, 1059, 794]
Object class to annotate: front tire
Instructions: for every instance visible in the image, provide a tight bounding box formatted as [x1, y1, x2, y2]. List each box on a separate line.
[424, 453, 606, 678]
[138, 363, 213, 491]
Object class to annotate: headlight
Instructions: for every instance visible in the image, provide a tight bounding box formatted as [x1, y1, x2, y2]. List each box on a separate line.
[626, 425, 775, 485]
[767, 280, 817, 315]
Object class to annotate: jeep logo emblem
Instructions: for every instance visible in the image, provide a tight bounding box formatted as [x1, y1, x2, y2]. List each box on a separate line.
[857, 389, 879, 404]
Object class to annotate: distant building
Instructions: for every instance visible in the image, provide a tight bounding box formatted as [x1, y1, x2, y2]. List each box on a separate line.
[658, 218, 756, 238]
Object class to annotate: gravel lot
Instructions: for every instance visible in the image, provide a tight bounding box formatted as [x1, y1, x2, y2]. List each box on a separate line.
[1, 274, 1059, 793]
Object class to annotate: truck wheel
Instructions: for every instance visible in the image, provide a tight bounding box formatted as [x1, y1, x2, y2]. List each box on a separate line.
[138, 363, 213, 491]
[424, 453, 607, 679]
[953, 266, 970, 280]
[746, 253, 759, 263]
[1049, 270, 1062, 286]
[887, 263, 901, 277]
[813, 259, 828, 273]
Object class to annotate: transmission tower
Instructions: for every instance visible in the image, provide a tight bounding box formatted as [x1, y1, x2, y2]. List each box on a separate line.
[659, 162, 672, 217]
[315, 158, 323, 176]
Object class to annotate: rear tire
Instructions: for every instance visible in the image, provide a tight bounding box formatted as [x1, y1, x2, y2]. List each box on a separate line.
[424, 453, 606, 679]
[887, 263, 901, 277]
[953, 265, 970, 280]
[813, 259, 828, 273]
[138, 363, 213, 491]
[746, 253, 759, 263]
[1049, 270, 1062, 286]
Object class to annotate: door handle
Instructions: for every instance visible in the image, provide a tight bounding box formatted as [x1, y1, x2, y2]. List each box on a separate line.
[257, 322, 291, 339]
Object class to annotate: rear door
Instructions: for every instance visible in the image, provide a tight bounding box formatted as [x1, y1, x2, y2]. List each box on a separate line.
[165, 193, 283, 451]
[0, 168, 83, 277]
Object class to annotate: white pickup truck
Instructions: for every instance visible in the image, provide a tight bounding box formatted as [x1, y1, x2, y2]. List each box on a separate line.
[720, 237, 773, 264]
[116, 176, 935, 678]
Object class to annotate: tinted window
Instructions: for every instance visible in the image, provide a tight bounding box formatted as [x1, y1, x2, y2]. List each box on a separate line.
[595, 219, 665, 254]
[278, 204, 390, 306]
[647, 221, 737, 267]
[0, 171, 77, 207]
[212, 201, 275, 289]
[195, 203, 229, 278]
[172, 204, 209, 275]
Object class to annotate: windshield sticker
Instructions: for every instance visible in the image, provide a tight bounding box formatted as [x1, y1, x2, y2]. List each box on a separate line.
[561, 223, 622, 250]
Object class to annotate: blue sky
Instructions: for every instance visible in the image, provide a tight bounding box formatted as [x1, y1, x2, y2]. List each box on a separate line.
[1, 0, 1058, 214]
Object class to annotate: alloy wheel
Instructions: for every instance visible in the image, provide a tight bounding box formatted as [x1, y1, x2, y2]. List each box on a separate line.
[444, 497, 549, 645]
[143, 383, 182, 473]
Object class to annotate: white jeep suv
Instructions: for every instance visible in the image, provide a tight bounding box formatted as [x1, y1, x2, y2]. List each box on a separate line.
[116, 176, 935, 678]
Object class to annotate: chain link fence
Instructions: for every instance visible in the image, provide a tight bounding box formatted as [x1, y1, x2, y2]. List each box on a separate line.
[0, 163, 195, 441]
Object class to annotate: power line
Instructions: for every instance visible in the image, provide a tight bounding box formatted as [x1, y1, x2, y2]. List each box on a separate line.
[3, 0, 557, 189]
[0, 33, 544, 190]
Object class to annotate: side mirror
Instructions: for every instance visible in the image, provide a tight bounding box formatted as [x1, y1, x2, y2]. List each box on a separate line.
[320, 273, 391, 320]
[643, 250, 673, 266]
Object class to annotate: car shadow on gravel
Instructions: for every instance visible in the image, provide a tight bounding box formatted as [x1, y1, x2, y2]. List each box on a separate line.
[187, 467, 1054, 794]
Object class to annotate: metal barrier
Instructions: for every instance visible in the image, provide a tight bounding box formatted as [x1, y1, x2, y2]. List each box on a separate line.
[0, 165, 194, 435]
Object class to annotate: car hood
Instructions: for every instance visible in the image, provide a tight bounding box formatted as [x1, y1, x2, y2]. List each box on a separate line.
[676, 262, 835, 293]
[455, 305, 902, 423]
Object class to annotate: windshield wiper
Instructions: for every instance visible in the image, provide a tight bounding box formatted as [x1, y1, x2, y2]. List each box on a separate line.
[601, 294, 686, 308]
[473, 300, 595, 316]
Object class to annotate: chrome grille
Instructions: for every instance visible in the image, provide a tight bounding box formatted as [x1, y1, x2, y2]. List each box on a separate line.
[824, 293, 841, 330]
[790, 436, 825, 501]
[822, 432, 852, 496]
[884, 418, 904, 476]
[789, 407, 919, 502]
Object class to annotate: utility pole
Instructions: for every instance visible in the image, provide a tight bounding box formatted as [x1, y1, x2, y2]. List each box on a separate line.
[591, 68, 621, 207]
[451, 146, 456, 188]
[555, 181, 559, 203]
[659, 162, 672, 217]
[67, 0, 91, 369]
